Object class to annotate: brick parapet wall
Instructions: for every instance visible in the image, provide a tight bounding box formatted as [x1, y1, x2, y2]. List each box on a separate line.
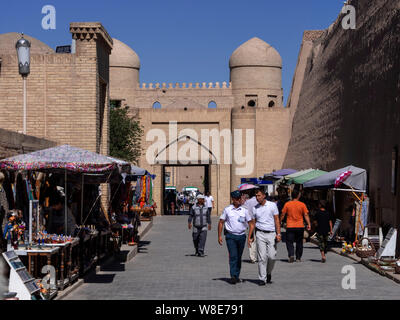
[0, 128, 56, 159]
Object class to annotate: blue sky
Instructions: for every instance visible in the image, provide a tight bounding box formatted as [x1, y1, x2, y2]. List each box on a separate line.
[0, 0, 343, 104]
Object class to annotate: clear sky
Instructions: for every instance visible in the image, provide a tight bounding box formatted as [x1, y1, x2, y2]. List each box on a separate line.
[0, 0, 343, 105]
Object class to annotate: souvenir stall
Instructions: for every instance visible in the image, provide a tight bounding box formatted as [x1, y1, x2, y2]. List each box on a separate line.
[303, 165, 370, 252]
[240, 178, 274, 195]
[0, 145, 129, 299]
[263, 168, 298, 197]
[109, 165, 154, 246]
[132, 173, 156, 221]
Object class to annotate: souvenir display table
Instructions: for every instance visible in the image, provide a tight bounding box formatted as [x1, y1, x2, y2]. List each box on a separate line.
[68, 237, 80, 283]
[14, 246, 60, 299]
[97, 230, 111, 260]
[14, 246, 60, 278]
[79, 230, 99, 274]
[43, 237, 80, 290]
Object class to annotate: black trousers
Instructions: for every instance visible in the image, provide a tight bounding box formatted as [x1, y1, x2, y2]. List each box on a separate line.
[285, 228, 304, 259]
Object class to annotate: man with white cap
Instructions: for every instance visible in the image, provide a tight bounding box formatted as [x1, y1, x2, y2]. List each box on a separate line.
[188, 194, 211, 257]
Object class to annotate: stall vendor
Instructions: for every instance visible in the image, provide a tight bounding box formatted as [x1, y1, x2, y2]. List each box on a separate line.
[48, 193, 77, 236]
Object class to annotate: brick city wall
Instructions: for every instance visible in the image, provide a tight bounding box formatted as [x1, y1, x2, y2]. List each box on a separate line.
[0, 23, 112, 155]
[284, 0, 400, 231]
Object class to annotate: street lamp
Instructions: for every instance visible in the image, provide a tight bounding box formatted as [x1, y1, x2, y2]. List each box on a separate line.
[16, 33, 31, 134]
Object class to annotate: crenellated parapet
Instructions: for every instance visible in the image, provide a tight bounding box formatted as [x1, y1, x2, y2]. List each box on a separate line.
[137, 81, 232, 90]
[70, 22, 113, 52]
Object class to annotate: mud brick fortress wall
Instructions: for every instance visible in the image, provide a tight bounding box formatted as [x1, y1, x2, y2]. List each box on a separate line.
[284, 0, 400, 230]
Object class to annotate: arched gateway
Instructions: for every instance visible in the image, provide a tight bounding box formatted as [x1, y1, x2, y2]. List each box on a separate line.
[109, 37, 292, 215]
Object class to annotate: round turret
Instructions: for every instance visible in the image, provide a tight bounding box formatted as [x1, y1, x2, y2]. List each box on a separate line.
[229, 37, 282, 90]
[0, 32, 54, 55]
[110, 38, 140, 90]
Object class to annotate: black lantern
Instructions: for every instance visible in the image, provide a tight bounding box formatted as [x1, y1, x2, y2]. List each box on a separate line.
[15, 34, 31, 76]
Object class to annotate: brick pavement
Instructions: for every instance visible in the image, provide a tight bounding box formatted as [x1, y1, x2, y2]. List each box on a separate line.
[65, 216, 400, 300]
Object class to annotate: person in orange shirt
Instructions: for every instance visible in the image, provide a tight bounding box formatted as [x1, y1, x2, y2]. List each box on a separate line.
[280, 190, 311, 263]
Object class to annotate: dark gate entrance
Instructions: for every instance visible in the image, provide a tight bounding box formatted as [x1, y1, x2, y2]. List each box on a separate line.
[162, 164, 210, 215]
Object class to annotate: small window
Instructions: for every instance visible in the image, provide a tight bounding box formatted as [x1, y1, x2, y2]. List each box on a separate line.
[248, 100, 256, 107]
[208, 101, 217, 109]
[153, 102, 162, 109]
[268, 101, 275, 108]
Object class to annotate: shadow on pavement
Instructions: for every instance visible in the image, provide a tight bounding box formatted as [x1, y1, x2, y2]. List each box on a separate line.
[242, 259, 257, 264]
[100, 261, 126, 272]
[185, 254, 208, 257]
[212, 277, 236, 284]
[138, 240, 151, 253]
[84, 273, 116, 284]
[138, 240, 151, 247]
[241, 278, 261, 285]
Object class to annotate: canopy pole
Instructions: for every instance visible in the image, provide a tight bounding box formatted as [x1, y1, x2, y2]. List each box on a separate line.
[81, 173, 84, 226]
[65, 169, 68, 235]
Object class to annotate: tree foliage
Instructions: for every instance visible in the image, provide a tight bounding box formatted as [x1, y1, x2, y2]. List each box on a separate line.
[110, 104, 144, 165]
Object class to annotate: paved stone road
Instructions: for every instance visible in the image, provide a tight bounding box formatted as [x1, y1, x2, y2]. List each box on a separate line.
[66, 216, 400, 300]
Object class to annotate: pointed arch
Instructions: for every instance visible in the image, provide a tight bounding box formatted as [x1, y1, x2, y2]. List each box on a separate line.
[208, 101, 217, 109]
[153, 101, 162, 109]
[154, 135, 218, 164]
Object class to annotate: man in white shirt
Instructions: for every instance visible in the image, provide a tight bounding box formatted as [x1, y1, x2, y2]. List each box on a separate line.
[248, 188, 281, 285]
[205, 192, 214, 216]
[242, 189, 259, 263]
[218, 190, 253, 285]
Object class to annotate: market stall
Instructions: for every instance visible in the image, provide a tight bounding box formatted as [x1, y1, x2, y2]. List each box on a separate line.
[0, 145, 130, 299]
[132, 173, 156, 221]
[263, 168, 298, 197]
[109, 165, 155, 246]
[303, 165, 369, 248]
[240, 177, 274, 195]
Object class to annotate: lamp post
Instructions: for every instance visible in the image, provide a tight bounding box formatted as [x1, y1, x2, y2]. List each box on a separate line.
[16, 33, 31, 135]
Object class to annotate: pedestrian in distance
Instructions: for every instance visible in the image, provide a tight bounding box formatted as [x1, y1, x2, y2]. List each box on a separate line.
[248, 189, 281, 285]
[188, 194, 211, 257]
[205, 191, 215, 217]
[218, 190, 253, 285]
[280, 189, 311, 263]
[315, 200, 333, 263]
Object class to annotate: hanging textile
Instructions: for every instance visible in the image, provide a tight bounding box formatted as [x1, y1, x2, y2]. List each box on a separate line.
[360, 197, 369, 235]
[148, 178, 153, 205]
[1, 170, 15, 210]
[145, 175, 151, 203]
